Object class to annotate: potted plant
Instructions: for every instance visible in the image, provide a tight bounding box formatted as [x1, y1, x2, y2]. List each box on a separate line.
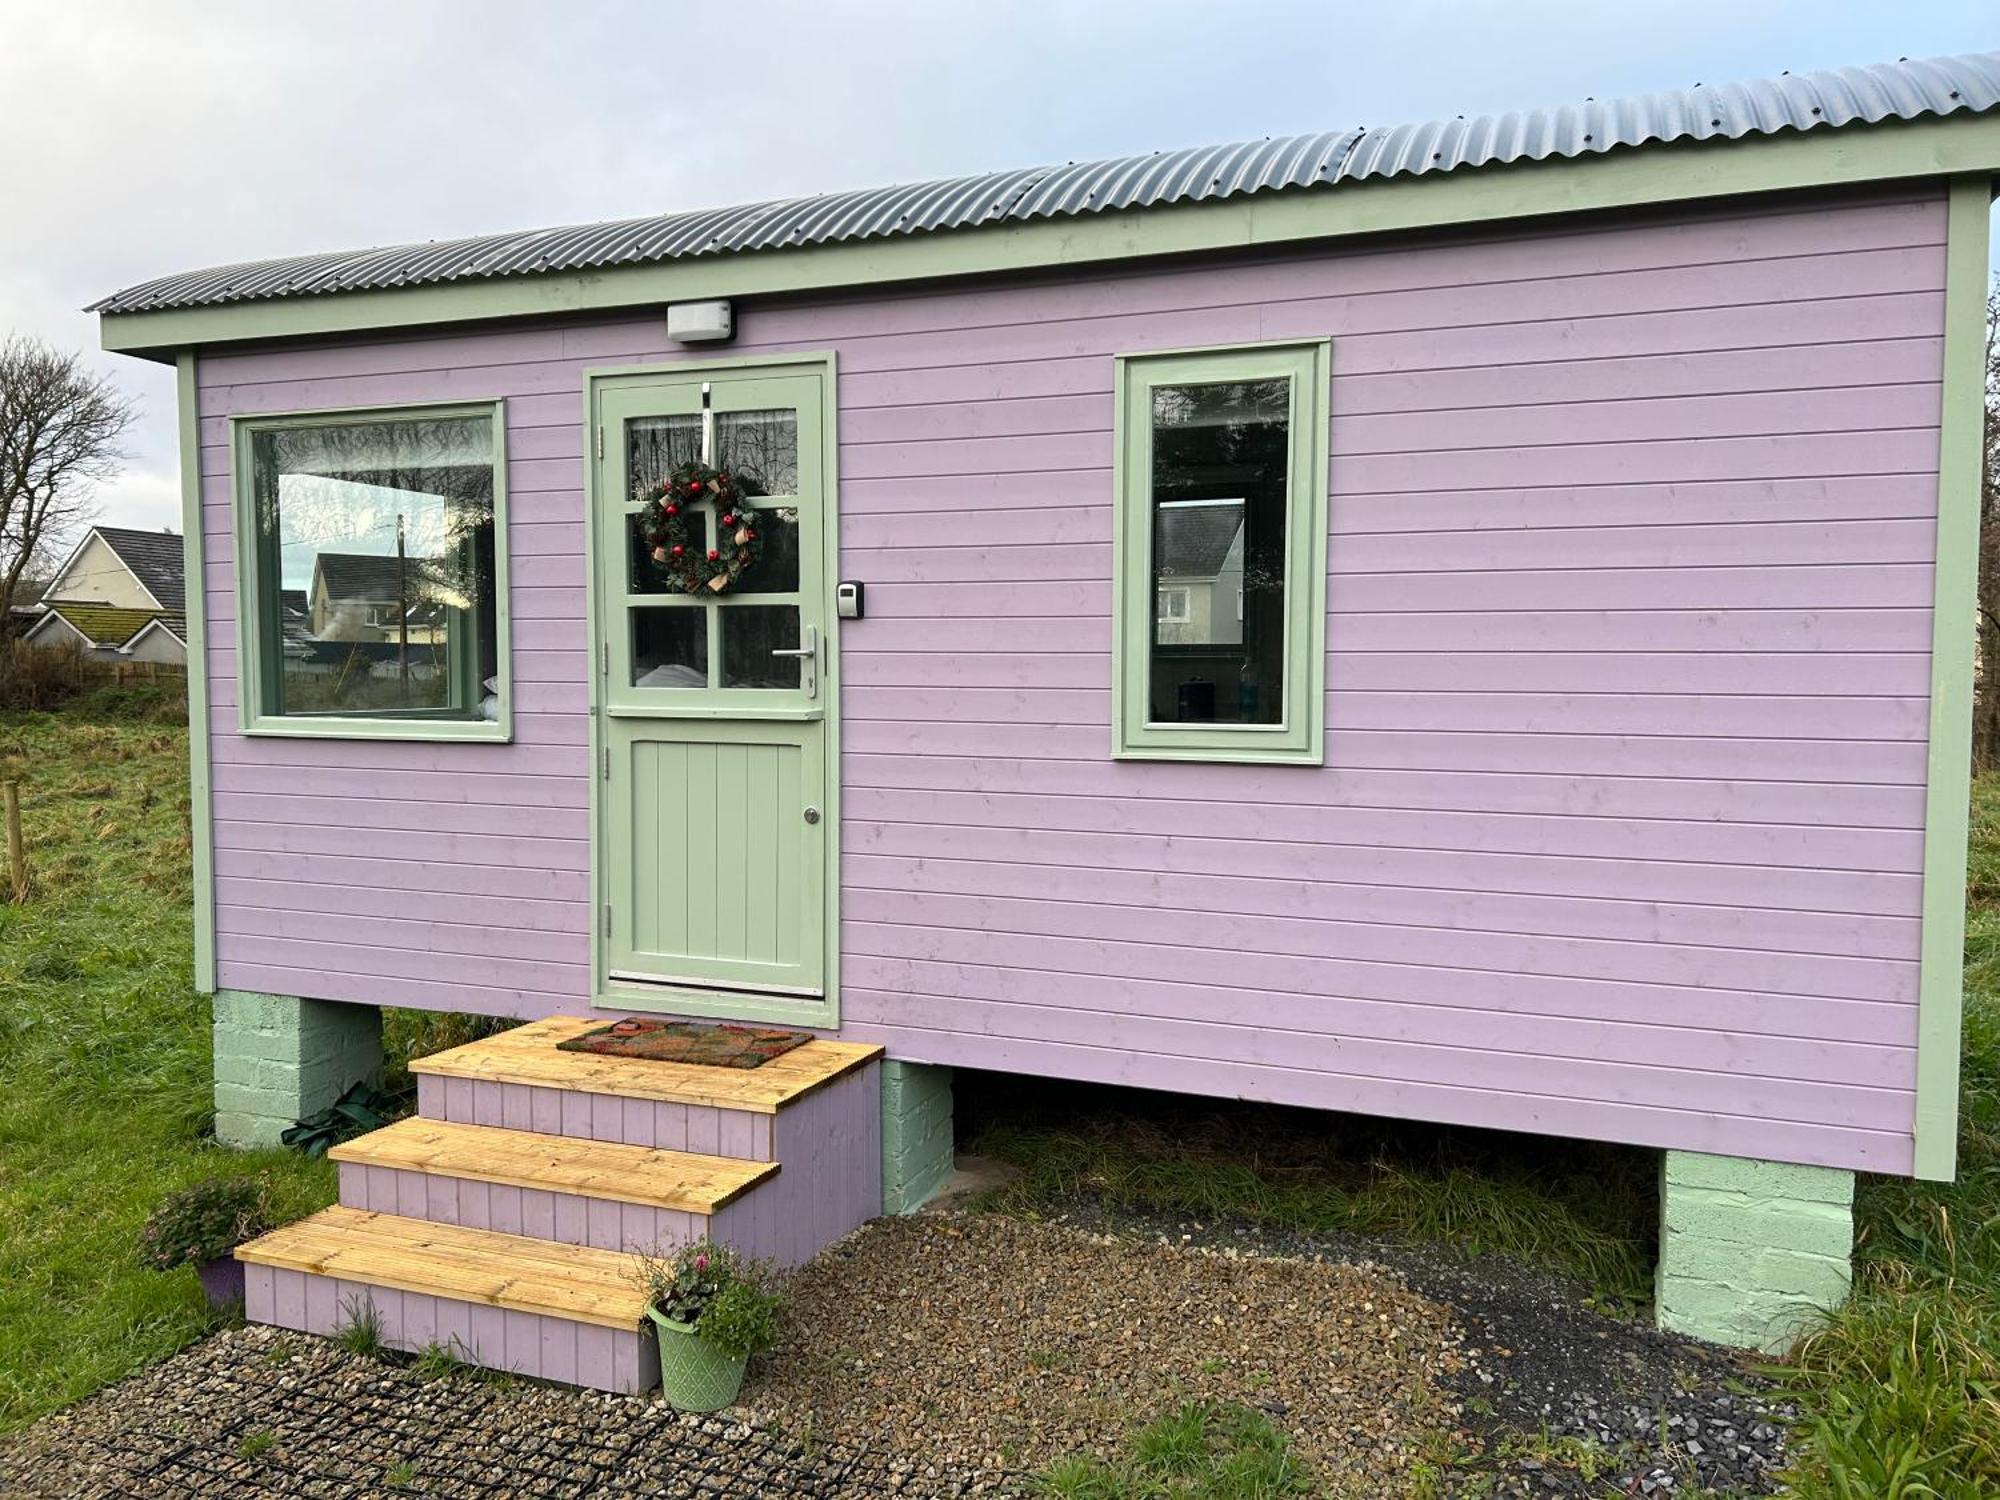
[138, 1176, 273, 1309]
[638, 1240, 782, 1412]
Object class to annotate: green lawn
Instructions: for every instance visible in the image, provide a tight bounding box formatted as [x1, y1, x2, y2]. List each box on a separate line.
[0, 699, 336, 1431]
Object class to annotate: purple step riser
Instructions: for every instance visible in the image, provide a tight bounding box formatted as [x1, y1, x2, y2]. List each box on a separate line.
[417, 1075, 774, 1160]
[337, 1162, 712, 1254]
[759, 1064, 884, 1268]
[243, 1264, 658, 1394]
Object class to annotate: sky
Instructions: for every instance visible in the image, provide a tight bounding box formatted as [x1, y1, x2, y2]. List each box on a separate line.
[2, 0, 1995, 537]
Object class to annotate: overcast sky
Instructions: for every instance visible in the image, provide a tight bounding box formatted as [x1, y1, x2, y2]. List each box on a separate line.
[3, 0, 1994, 537]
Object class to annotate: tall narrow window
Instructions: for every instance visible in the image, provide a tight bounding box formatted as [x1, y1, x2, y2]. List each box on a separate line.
[234, 403, 509, 740]
[1113, 342, 1328, 763]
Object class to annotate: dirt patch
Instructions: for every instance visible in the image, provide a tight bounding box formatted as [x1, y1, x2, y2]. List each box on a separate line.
[747, 1212, 1470, 1490]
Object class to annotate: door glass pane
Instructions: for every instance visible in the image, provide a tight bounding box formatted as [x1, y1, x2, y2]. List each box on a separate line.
[629, 414, 703, 496]
[1148, 378, 1289, 726]
[632, 607, 708, 688]
[716, 409, 798, 496]
[629, 512, 711, 594]
[720, 605, 800, 689]
[731, 506, 800, 594]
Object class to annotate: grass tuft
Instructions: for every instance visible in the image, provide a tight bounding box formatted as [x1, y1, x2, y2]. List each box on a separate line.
[333, 1296, 386, 1358]
[1037, 1402, 1307, 1499]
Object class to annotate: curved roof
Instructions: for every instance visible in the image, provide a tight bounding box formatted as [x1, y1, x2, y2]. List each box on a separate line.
[91, 49, 2000, 317]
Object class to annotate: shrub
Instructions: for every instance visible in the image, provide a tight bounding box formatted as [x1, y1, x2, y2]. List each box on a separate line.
[637, 1240, 782, 1359]
[137, 1176, 273, 1270]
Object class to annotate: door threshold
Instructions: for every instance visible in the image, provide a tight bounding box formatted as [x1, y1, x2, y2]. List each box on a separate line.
[606, 968, 827, 1001]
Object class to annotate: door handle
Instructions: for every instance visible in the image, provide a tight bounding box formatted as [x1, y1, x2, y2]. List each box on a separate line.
[770, 624, 818, 699]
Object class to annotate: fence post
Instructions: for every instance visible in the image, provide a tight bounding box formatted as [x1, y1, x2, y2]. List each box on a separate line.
[3, 780, 25, 904]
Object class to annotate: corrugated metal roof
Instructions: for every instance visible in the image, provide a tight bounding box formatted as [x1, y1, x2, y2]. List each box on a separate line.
[92, 49, 2000, 317]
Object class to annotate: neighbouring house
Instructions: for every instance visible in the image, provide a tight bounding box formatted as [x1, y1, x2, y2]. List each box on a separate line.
[19, 523, 188, 664]
[91, 50, 1999, 1390]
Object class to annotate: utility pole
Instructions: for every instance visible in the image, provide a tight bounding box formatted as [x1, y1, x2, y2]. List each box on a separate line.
[396, 512, 410, 701]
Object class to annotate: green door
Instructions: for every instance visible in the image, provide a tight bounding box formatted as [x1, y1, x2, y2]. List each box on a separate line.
[592, 365, 833, 1013]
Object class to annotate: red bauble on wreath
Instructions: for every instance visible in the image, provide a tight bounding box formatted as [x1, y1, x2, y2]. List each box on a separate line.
[640, 461, 762, 594]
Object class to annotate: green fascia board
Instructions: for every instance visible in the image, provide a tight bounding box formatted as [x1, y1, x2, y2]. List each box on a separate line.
[101, 115, 2000, 361]
[1112, 338, 1330, 765]
[227, 396, 514, 744]
[179, 352, 216, 995]
[1912, 173, 1990, 1182]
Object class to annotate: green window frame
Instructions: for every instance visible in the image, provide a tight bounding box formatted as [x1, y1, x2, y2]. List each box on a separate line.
[230, 398, 512, 742]
[1111, 340, 1330, 764]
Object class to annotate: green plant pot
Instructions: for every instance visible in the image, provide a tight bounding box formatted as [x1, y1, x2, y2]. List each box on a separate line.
[648, 1309, 749, 1412]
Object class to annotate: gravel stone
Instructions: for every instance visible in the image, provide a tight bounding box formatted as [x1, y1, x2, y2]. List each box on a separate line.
[748, 1212, 1469, 1486]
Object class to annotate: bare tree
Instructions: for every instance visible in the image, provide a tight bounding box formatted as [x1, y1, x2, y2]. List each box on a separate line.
[1975, 289, 2000, 770]
[0, 336, 135, 625]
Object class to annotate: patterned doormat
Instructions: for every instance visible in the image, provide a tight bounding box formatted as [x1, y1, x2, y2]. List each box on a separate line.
[557, 1018, 814, 1069]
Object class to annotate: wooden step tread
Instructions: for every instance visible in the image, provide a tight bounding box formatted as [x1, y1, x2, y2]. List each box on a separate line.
[235, 1207, 650, 1329]
[329, 1117, 777, 1212]
[411, 1016, 882, 1113]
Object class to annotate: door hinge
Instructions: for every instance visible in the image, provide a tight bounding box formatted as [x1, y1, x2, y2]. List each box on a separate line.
[600, 641, 609, 676]
[601, 904, 612, 938]
[596, 424, 605, 460]
[601, 744, 611, 779]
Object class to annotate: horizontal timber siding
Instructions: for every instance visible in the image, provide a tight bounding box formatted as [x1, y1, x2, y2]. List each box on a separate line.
[196, 185, 1950, 1173]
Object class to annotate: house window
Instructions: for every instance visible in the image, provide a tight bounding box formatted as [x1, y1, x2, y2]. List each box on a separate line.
[234, 402, 509, 740]
[1113, 341, 1328, 764]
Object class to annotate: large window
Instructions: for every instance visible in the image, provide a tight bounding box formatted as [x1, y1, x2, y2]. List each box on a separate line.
[1113, 342, 1328, 763]
[233, 402, 509, 740]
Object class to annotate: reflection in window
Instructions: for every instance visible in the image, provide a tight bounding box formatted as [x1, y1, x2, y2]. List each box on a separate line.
[716, 409, 798, 496]
[633, 606, 708, 688]
[1149, 379, 1288, 725]
[250, 414, 499, 721]
[629, 414, 703, 496]
[721, 605, 801, 689]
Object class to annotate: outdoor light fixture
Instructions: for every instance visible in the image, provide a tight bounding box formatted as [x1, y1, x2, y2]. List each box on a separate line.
[666, 300, 734, 343]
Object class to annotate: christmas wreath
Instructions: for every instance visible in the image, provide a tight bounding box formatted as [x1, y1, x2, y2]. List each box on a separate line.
[639, 461, 763, 595]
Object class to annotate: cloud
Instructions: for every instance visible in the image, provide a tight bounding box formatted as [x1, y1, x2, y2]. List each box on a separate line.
[4, 0, 1993, 531]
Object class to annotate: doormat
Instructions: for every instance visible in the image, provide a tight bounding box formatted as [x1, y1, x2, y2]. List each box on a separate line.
[557, 1018, 813, 1069]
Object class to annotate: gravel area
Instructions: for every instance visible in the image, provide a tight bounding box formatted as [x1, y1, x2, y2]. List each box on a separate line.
[0, 1204, 1795, 1498]
[748, 1212, 1470, 1487]
[1033, 1197, 1796, 1496]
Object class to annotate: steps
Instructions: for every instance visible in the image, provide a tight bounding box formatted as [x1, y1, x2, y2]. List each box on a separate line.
[235, 1017, 883, 1393]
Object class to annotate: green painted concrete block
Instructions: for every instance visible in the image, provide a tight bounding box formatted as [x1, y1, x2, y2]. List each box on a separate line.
[1655, 1150, 1854, 1353]
[880, 1060, 953, 1215]
[212, 990, 383, 1151]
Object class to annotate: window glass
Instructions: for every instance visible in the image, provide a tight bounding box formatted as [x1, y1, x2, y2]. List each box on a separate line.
[633, 606, 708, 688]
[716, 409, 798, 496]
[720, 605, 802, 689]
[250, 413, 498, 721]
[1148, 379, 1288, 726]
[629, 414, 704, 494]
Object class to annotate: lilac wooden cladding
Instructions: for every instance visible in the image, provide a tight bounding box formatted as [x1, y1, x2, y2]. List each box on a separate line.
[243, 1265, 657, 1394]
[418, 1075, 775, 1160]
[335, 1162, 705, 1253]
[197, 187, 1953, 1172]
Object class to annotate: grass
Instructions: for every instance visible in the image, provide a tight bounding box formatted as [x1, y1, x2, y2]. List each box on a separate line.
[965, 1083, 1657, 1303]
[1037, 1402, 1308, 1499]
[0, 704, 336, 1433]
[1768, 778, 2000, 1499]
[0, 700, 501, 1435]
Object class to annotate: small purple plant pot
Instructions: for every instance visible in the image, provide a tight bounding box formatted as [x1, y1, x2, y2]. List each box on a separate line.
[197, 1256, 246, 1310]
